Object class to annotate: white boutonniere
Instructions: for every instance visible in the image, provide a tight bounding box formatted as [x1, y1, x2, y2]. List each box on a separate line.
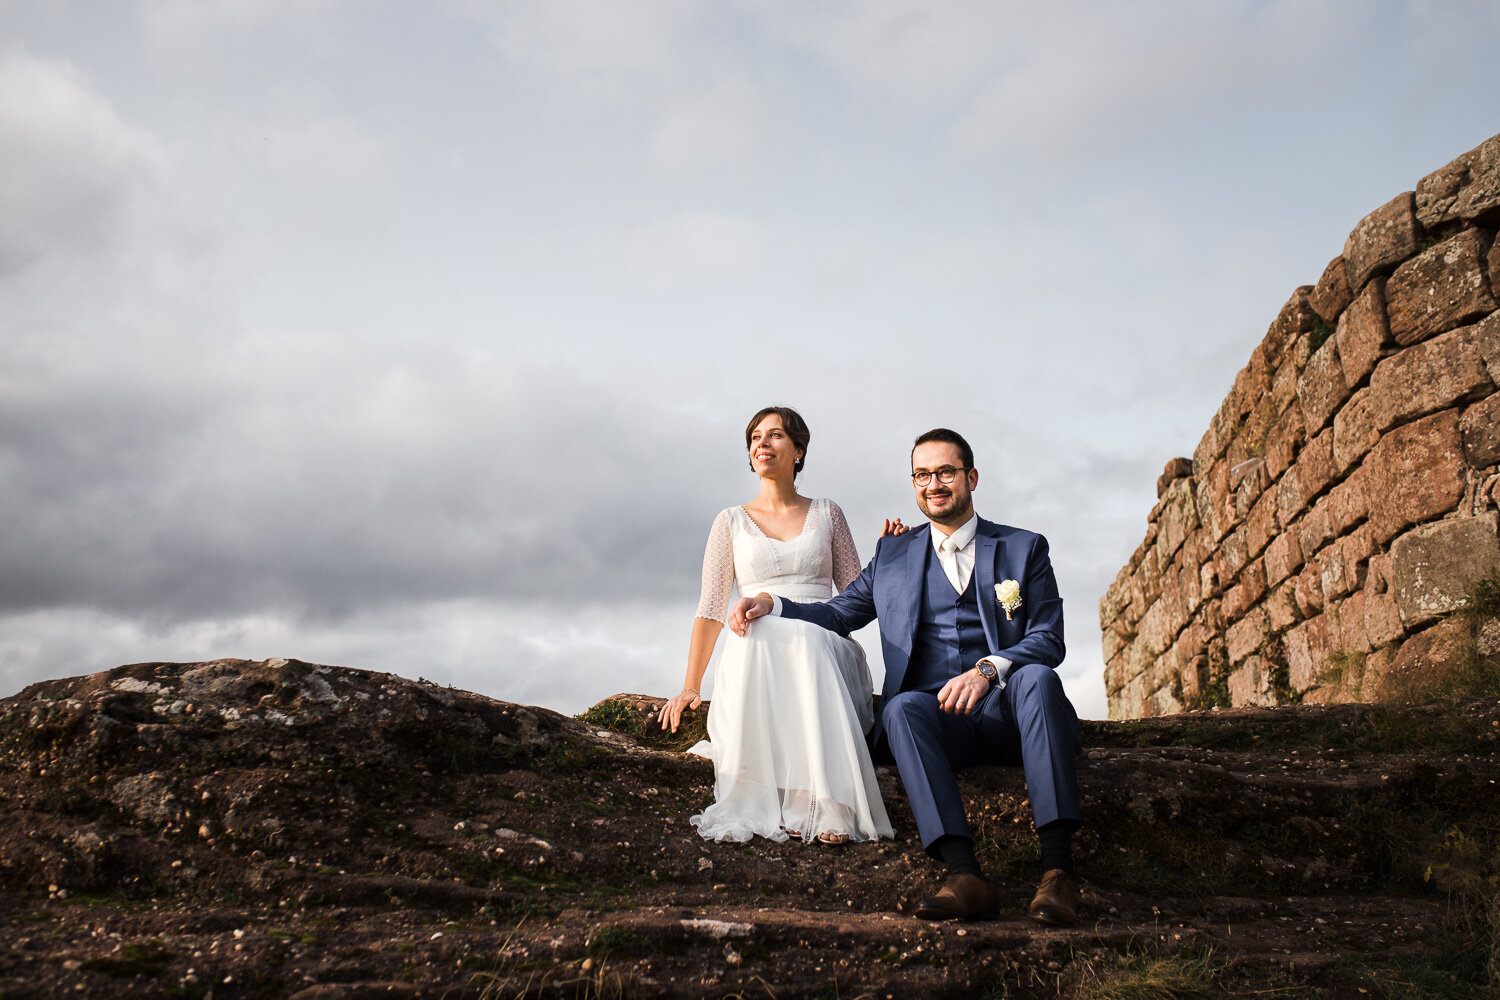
[996, 580, 1022, 620]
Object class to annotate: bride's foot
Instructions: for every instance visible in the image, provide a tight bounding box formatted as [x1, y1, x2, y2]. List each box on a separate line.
[817, 831, 850, 845]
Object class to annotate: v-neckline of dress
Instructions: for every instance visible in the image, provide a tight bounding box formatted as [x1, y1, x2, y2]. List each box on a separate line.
[739, 500, 816, 543]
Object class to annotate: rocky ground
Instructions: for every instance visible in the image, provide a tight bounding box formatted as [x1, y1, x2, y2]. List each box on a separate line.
[2, 658, 1498, 998]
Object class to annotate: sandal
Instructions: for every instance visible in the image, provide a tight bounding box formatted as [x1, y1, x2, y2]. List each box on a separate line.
[817, 831, 850, 845]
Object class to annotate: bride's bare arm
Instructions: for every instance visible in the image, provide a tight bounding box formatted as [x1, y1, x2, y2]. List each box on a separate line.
[659, 510, 735, 733]
[659, 617, 722, 732]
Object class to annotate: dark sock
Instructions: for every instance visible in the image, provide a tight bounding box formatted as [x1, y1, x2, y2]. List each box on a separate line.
[1037, 819, 1079, 876]
[933, 835, 982, 877]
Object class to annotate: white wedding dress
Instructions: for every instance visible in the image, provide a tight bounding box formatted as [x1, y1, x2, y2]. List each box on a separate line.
[689, 499, 894, 843]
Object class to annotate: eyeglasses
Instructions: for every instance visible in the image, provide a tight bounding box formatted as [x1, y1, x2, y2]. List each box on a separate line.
[911, 466, 969, 487]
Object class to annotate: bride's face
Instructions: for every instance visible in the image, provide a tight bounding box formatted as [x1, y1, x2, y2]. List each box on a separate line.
[749, 415, 802, 478]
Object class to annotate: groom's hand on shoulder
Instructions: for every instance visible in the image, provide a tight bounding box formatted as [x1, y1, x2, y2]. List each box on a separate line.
[728, 593, 773, 636]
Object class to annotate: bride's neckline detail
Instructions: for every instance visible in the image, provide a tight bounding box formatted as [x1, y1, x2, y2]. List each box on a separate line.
[739, 499, 816, 543]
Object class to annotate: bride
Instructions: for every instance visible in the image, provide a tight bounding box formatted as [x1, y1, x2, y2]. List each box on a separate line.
[657, 406, 894, 844]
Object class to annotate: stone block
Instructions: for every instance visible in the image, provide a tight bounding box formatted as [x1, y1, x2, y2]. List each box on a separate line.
[1265, 579, 1301, 633]
[1178, 557, 1206, 620]
[1363, 590, 1405, 648]
[1300, 427, 1336, 504]
[1155, 479, 1198, 562]
[1296, 501, 1335, 563]
[1192, 419, 1223, 477]
[1390, 512, 1500, 627]
[1195, 460, 1234, 544]
[1156, 457, 1194, 498]
[1368, 320, 1497, 428]
[1294, 561, 1325, 617]
[1478, 309, 1500, 384]
[1180, 655, 1209, 704]
[1232, 396, 1278, 471]
[1297, 336, 1351, 436]
[1461, 392, 1500, 467]
[1261, 288, 1320, 369]
[1344, 192, 1419, 290]
[1265, 530, 1304, 587]
[1286, 611, 1335, 690]
[1226, 607, 1269, 665]
[1338, 590, 1373, 655]
[1264, 402, 1306, 481]
[1200, 559, 1221, 602]
[1223, 559, 1268, 621]
[1332, 387, 1384, 474]
[1308, 255, 1353, 324]
[1415, 133, 1500, 228]
[1139, 545, 1164, 605]
[1365, 552, 1394, 595]
[1220, 528, 1250, 587]
[1136, 595, 1180, 658]
[1386, 229, 1498, 346]
[1320, 524, 1374, 602]
[1228, 654, 1274, 708]
[1366, 408, 1467, 544]
[1269, 357, 1299, 415]
[1333, 279, 1390, 387]
[1232, 460, 1267, 518]
[1370, 617, 1476, 703]
[1245, 485, 1279, 559]
[1325, 466, 1369, 538]
[1491, 238, 1500, 301]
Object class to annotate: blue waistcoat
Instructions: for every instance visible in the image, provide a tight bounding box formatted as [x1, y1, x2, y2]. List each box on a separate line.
[904, 545, 988, 692]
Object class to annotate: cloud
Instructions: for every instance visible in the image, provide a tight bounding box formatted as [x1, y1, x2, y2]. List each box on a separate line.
[0, 49, 164, 275]
[0, 599, 688, 715]
[623, 211, 767, 283]
[463, 0, 697, 78]
[138, 0, 338, 71]
[650, 80, 763, 172]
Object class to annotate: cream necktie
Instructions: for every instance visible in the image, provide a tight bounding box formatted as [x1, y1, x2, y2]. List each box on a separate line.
[938, 535, 964, 592]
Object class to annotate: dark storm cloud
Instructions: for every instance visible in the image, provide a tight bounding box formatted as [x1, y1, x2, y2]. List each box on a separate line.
[0, 358, 728, 621]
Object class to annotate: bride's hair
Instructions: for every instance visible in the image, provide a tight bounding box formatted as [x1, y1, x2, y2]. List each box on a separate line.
[745, 405, 810, 475]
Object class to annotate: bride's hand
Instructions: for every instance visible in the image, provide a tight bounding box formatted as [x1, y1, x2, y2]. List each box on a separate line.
[657, 689, 702, 732]
[880, 517, 908, 537]
[728, 594, 773, 636]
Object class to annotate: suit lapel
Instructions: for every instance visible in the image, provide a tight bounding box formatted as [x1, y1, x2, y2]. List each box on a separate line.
[974, 520, 1000, 650]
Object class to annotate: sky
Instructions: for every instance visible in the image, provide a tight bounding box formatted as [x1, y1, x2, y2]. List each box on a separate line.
[3, 1, 1498, 720]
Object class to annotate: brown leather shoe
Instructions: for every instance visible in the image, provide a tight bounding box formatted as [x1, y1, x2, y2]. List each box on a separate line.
[1028, 869, 1079, 927]
[914, 872, 999, 921]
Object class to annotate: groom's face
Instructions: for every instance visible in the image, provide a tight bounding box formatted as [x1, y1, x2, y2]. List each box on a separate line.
[911, 441, 977, 527]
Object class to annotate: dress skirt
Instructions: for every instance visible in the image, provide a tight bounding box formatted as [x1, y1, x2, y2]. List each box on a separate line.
[690, 613, 894, 843]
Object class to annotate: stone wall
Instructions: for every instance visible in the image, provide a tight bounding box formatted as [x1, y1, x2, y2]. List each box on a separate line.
[1101, 134, 1500, 720]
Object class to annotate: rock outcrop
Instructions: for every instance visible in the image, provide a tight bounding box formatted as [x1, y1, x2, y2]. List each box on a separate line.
[4, 658, 1500, 997]
[1102, 133, 1500, 720]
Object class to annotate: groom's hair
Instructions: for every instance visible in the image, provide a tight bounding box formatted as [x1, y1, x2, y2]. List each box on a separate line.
[745, 405, 810, 474]
[912, 428, 974, 469]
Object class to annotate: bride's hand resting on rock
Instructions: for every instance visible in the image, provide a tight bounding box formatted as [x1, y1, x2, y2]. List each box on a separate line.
[880, 517, 908, 537]
[657, 688, 702, 732]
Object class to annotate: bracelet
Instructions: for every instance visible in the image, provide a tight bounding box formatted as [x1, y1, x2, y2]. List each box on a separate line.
[681, 687, 700, 696]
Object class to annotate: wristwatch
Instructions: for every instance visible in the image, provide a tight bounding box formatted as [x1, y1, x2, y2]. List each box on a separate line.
[975, 660, 999, 686]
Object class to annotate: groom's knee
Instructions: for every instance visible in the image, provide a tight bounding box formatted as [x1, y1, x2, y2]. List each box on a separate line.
[883, 690, 939, 734]
[1008, 662, 1061, 696]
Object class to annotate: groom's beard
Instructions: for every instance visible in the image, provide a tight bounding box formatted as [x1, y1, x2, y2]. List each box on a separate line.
[919, 490, 973, 527]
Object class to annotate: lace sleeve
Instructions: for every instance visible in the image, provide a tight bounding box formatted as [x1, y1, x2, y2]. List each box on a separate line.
[693, 508, 736, 623]
[828, 501, 862, 593]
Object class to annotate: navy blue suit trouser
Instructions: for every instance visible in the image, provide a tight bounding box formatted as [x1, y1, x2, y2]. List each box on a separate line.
[882, 663, 1083, 851]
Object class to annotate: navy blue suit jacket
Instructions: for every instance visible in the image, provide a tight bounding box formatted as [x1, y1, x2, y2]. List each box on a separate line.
[779, 517, 1065, 745]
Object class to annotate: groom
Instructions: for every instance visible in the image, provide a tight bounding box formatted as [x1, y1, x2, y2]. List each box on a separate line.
[729, 428, 1083, 925]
